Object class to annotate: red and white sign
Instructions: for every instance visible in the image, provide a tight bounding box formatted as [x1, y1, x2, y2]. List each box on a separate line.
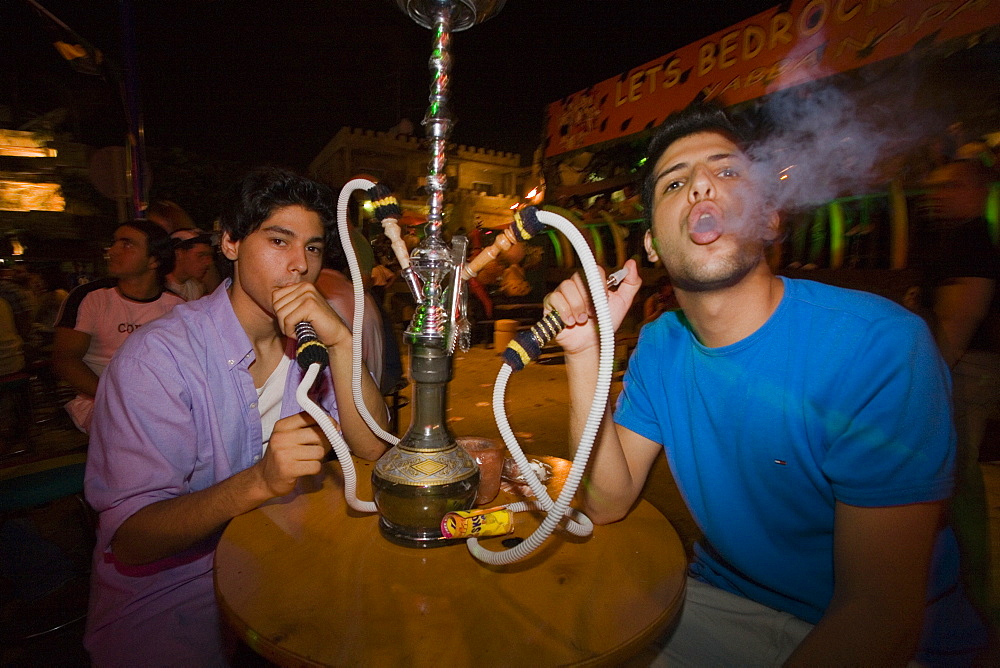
[544, 0, 1000, 158]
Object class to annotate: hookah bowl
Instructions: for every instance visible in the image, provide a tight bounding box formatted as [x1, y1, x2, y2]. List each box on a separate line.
[388, 0, 506, 31]
[371, 340, 480, 548]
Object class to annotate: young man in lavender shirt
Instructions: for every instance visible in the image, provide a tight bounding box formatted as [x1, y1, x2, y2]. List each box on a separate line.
[84, 167, 389, 666]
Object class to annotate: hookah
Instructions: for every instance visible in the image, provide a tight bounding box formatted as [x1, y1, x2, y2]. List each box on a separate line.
[294, 0, 619, 566]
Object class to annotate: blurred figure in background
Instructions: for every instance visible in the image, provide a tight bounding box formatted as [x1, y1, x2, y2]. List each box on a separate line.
[166, 228, 215, 301]
[640, 274, 678, 326]
[315, 246, 386, 393]
[614, 183, 644, 220]
[914, 157, 1000, 625]
[145, 199, 195, 235]
[369, 249, 398, 311]
[0, 295, 26, 456]
[25, 267, 70, 405]
[0, 265, 32, 347]
[29, 266, 70, 339]
[52, 220, 182, 433]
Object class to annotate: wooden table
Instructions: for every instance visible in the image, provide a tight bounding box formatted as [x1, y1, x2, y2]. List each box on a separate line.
[215, 458, 687, 667]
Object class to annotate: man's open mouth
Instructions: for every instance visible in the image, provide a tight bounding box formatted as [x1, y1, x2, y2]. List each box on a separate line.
[689, 210, 722, 245]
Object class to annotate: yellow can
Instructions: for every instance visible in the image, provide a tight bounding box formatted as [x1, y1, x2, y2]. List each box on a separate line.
[440, 506, 514, 539]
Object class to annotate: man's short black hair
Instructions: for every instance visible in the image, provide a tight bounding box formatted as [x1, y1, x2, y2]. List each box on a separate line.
[640, 102, 752, 229]
[118, 219, 174, 282]
[217, 166, 337, 247]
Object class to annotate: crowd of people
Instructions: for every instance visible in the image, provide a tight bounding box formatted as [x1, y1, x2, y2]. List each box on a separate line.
[0, 99, 997, 665]
[555, 183, 645, 225]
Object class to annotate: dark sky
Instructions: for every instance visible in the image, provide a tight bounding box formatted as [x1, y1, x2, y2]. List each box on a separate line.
[7, 1, 786, 170]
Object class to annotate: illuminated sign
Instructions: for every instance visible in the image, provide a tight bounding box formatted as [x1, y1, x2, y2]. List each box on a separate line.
[0, 130, 57, 158]
[0, 181, 65, 212]
[545, 0, 1000, 157]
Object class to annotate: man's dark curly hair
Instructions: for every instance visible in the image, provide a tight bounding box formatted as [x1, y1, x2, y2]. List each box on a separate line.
[217, 166, 337, 247]
[640, 102, 754, 229]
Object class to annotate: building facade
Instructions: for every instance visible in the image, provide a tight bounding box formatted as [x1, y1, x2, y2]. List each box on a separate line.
[309, 126, 526, 233]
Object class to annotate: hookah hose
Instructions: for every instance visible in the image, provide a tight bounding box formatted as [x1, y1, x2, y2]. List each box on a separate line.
[292, 178, 408, 514]
[466, 208, 616, 566]
[333, 177, 401, 447]
[500, 265, 626, 373]
[294, 324, 377, 513]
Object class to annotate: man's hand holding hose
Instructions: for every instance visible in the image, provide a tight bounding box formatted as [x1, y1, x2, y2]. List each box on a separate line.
[272, 282, 388, 463]
[544, 258, 642, 356]
[543, 258, 648, 526]
[272, 282, 350, 353]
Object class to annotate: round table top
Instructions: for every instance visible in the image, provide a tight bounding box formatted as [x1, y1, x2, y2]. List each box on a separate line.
[215, 457, 687, 667]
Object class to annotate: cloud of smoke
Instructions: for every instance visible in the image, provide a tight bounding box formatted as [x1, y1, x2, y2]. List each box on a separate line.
[741, 42, 938, 222]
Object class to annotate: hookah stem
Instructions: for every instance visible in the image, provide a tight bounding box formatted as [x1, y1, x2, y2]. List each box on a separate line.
[423, 3, 452, 240]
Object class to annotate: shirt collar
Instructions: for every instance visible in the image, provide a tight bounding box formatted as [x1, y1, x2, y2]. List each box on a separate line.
[204, 278, 255, 370]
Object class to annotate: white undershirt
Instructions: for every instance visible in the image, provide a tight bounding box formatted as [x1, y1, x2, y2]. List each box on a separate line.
[257, 356, 291, 453]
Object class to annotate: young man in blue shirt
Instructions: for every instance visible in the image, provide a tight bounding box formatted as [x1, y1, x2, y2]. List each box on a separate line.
[546, 104, 988, 665]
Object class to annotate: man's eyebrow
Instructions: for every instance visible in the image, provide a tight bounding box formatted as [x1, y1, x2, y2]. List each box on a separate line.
[654, 152, 742, 185]
[260, 224, 326, 248]
[656, 161, 689, 182]
[260, 224, 295, 237]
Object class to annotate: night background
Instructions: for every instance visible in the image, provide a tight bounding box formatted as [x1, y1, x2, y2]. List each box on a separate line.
[4, 0, 783, 170]
[2, 5, 1000, 664]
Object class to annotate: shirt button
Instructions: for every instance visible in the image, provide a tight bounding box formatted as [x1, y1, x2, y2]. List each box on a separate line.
[249, 402, 257, 409]
[228, 359, 235, 366]
[253, 455, 260, 463]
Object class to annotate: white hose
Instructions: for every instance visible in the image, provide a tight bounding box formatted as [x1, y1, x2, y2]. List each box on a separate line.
[335, 178, 401, 448]
[467, 209, 613, 565]
[289, 179, 403, 515]
[491, 365, 593, 537]
[296, 363, 377, 513]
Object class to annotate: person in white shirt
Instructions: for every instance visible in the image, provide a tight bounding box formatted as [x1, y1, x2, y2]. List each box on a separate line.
[166, 228, 215, 301]
[52, 220, 184, 432]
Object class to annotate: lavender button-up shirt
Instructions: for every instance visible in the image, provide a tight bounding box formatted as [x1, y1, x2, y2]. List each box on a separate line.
[84, 280, 339, 666]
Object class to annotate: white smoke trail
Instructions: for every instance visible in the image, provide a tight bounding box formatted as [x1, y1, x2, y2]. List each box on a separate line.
[742, 40, 937, 219]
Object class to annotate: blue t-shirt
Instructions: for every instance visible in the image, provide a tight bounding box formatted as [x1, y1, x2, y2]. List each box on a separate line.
[616, 277, 981, 655]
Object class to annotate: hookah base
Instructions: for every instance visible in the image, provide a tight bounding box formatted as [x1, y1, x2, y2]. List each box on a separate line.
[377, 516, 464, 549]
[372, 474, 479, 549]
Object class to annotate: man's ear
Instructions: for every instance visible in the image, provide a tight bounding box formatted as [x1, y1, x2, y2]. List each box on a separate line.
[762, 211, 781, 243]
[644, 230, 660, 264]
[220, 231, 239, 261]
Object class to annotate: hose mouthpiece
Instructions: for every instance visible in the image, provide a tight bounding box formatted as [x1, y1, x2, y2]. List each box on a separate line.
[367, 183, 402, 222]
[295, 321, 329, 371]
[502, 311, 565, 372]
